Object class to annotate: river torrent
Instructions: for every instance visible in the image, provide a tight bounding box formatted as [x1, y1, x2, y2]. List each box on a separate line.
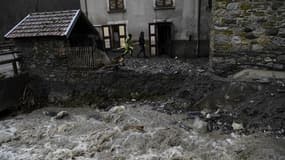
[0, 104, 284, 160]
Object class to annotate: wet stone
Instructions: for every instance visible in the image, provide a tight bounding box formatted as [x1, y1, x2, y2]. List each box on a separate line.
[54, 111, 69, 119]
[227, 3, 240, 10]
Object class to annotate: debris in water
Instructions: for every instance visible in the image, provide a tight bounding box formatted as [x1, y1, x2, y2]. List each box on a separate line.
[123, 125, 145, 132]
[42, 111, 57, 117]
[54, 111, 69, 120]
[110, 105, 126, 113]
[232, 122, 244, 130]
[193, 117, 207, 130]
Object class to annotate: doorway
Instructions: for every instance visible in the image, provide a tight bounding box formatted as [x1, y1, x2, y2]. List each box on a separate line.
[157, 23, 172, 56]
[149, 22, 172, 56]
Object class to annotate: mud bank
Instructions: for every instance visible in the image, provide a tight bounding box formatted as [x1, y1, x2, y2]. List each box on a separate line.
[0, 105, 284, 160]
[47, 58, 221, 109]
[2, 58, 284, 136]
[193, 80, 285, 135]
[45, 58, 285, 136]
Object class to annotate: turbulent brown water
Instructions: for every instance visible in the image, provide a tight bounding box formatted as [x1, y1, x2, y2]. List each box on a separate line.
[0, 104, 284, 160]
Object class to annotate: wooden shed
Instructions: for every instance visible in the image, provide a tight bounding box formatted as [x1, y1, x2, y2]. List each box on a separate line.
[4, 10, 104, 74]
[4, 10, 102, 56]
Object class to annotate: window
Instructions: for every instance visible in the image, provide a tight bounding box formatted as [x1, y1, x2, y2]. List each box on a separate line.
[155, 0, 174, 9]
[109, 0, 125, 12]
[102, 24, 126, 50]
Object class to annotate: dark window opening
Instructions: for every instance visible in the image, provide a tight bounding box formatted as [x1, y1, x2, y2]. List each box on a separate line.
[109, 0, 125, 11]
[155, 0, 174, 8]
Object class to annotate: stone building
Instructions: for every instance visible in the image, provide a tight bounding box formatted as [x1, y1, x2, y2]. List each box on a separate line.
[211, 0, 285, 74]
[5, 10, 102, 76]
[80, 0, 212, 58]
[5, 10, 101, 51]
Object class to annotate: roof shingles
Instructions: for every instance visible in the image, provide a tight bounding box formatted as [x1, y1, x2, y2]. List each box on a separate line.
[5, 10, 80, 39]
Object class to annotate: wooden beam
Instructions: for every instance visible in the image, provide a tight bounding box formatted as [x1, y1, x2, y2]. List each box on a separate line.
[0, 58, 21, 65]
[0, 50, 20, 56]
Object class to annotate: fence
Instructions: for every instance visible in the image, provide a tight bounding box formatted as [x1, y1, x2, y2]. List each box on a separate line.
[67, 46, 100, 69]
[0, 41, 21, 78]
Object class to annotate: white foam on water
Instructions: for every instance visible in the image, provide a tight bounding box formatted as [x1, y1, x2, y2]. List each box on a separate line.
[0, 106, 284, 160]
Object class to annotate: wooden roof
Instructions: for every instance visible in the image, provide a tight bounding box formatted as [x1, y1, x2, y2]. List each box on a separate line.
[5, 10, 81, 39]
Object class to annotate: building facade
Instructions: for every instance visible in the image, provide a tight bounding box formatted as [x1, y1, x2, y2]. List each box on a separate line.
[80, 0, 211, 58]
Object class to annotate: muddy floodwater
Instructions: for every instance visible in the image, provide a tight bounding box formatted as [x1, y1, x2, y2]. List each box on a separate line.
[0, 104, 284, 160]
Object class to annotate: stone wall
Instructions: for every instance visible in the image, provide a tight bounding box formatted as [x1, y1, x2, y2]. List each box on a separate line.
[211, 0, 285, 75]
[15, 38, 67, 74]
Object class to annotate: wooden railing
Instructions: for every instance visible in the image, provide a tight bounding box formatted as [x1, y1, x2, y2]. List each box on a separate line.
[0, 41, 21, 78]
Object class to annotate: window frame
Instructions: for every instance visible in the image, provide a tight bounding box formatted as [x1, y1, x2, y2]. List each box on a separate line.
[107, 0, 126, 13]
[154, 0, 175, 10]
[102, 24, 127, 50]
[102, 25, 112, 49]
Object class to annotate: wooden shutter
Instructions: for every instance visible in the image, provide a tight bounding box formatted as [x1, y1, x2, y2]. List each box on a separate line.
[118, 24, 126, 48]
[149, 23, 157, 56]
[102, 25, 111, 49]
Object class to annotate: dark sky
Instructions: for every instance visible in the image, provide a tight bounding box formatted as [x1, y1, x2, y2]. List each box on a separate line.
[0, 0, 80, 39]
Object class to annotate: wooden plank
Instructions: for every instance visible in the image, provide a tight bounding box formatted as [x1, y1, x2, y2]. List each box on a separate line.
[0, 41, 14, 46]
[81, 47, 84, 68]
[77, 47, 80, 67]
[12, 61, 18, 75]
[86, 47, 89, 68]
[86, 47, 88, 68]
[0, 41, 13, 45]
[89, 47, 92, 68]
[91, 47, 95, 68]
[0, 44, 15, 49]
[83, 47, 85, 68]
[0, 50, 20, 56]
[0, 58, 21, 65]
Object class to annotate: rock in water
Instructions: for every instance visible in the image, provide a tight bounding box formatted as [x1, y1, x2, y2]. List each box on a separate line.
[54, 111, 69, 120]
[193, 117, 207, 131]
[110, 106, 126, 113]
[43, 111, 57, 117]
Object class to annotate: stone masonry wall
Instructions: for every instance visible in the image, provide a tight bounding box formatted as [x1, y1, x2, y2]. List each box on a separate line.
[211, 0, 285, 75]
[15, 38, 69, 79]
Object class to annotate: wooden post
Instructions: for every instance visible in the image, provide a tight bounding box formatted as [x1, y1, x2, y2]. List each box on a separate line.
[12, 61, 18, 75]
[92, 47, 95, 68]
